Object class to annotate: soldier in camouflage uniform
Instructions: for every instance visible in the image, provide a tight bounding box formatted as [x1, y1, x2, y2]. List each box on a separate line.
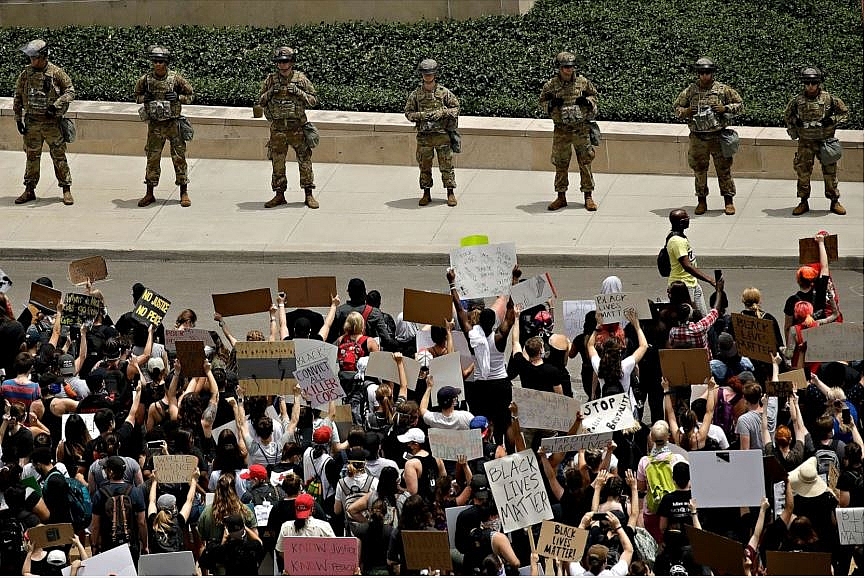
[12, 39, 75, 206]
[674, 58, 743, 216]
[259, 46, 319, 209]
[539, 52, 600, 212]
[404, 59, 460, 207]
[784, 67, 848, 216]
[134, 46, 194, 208]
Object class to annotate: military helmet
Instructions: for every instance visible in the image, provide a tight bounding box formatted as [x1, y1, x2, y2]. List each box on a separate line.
[272, 46, 296, 63]
[20, 39, 49, 59]
[148, 46, 171, 62]
[801, 67, 823, 83]
[694, 57, 717, 72]
[417, 59, 439, 75]
[556, 52, 577, 68]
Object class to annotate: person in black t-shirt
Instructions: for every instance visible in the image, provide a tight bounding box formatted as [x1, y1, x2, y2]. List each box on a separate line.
[509, 308, 566, 395]
[783, 234, 831, 336]
[658, 462, 696, 538]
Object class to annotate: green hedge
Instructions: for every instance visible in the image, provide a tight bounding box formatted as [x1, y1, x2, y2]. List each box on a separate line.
[1, 0, 861, 128]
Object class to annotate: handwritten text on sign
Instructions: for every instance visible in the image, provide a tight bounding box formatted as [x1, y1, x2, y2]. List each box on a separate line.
[536, 521, 588, 563]
[594, 292, 649, 324]
[152, 454, 197, 484]
[484, 449, 553, 533]
[510, 273, 555, 310]
[132, 287, 171, 326]
[428, 428, 483, 461]
[449, 242, 516, 300]
[837, 507, 864, 545]
[730, 313, 776, 363]
[282, 537, 359, 576]
[540, 432, 613, 454]
[295, 359, 344, 410]
[510, 387, 580, 432]
[581, 393, 637, 433]
[562, 300, 595, 340]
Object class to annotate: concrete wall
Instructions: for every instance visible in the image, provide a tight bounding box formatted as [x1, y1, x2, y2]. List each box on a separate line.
[0, 0, 530, 27]
[1, 98, 861, 181]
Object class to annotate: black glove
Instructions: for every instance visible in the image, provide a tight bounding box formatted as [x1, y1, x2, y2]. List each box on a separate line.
[821, 116, 834, 127]
[549, 97, 564, 108]
[795, 118, 804, 127]
[45, 104, 57, 117]
[143, 93, 154, 103]
[574, 96, 590, 106]
[164, 91, 179, 102]
[16, 119, 26, 135]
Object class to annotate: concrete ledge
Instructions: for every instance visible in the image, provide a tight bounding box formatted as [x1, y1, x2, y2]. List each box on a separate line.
[1, 98, 862, 181]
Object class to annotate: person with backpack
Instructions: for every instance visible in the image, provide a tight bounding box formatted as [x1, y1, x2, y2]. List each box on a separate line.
[399, 427, 445, 503]
[147, 468, 198, 554]
[240, 463, 285, 541]
[326, 278, 396, 351]
[662, 209, 721, 316]
[810, 413, 845, 480]
[636, 420, 686, 543]
[30, 448, 73, 526]
[90, 455, 147, 559]
[334, 448, 378, 537]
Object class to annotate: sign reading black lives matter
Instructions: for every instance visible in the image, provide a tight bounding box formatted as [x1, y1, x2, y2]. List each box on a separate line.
[131, 287, 171, 326]
[61, 293, 102, 327]
[484, 449, 553, 533]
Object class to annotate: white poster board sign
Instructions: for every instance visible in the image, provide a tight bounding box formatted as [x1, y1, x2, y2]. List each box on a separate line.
[294, 359, 344, 410]
[62, 412, 99, 441]
[802, 323, 865, 361]
[211, 419, 239, 442]
[78, 544, 137, 576]
[510, 273, 555, 310]
[580, 393, 637, 433]
[138, 551, 197, 576]
[562, 300, 595, 340]
[428, 352, 465, 402]
[445, 505, 469, 549]
[294, 338, 339, 377]
[428, 428, 483, 461]
[449, 242, 517, 299]
[690, 450, 765, 508]
[165, 328, 214, 352]
[837, 507, 864, 545]
[484, 449, 553, 533]
[540, 431, 613, 453]
[510, 387, 581, 432]
[365, 351, 421, 389]
[594, 292, 651, 324]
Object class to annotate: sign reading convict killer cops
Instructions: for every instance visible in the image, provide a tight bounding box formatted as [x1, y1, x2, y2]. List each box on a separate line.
[536, 521, 588, 563]
[449, 242, 516, 300]
[131, 287, 171, 326]
[294, 359, 344, 410]
[730, 313, 777, 363]
[510, 387, 581, 432]
[580, 393, 637, 434]
[484, 449, 553, 533]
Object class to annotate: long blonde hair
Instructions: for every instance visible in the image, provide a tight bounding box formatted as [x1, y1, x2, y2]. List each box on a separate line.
[151, 508, 173, 535]
[741, 287, 765, 318]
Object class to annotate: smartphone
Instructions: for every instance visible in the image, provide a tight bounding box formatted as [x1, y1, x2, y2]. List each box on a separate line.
[278, 291, 286, 299]
[147, 440, 165, 457]
[592, 512, 607, 521]
[842, 408, 852, 424]
[714, 269, 722, 283]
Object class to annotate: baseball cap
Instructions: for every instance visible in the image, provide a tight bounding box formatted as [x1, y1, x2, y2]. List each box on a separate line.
[716, 332, 737, 357]
[397, 427, 425, 445]
[25, 326, 41, 347]
[471, 474, 491, 498]
[46, 549, 67, 567]
[295, 492, 314, 519]
[313, 425, 333, 445]
[436, 385, 461, 405]
[469, 415, 491, 436]
[240, 464, 268, 481]
[156, 494, 177, 512]
[147, 357, 165, 372]
[59, 354, 75, 376]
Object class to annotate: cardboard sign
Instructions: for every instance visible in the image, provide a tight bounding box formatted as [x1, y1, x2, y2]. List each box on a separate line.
[510, 273, 556, 311]
[282, 536, 359, 575]
[333, 404, 353, 441]
[68, 255, 109, 285]
[211, 288, 272, 317]
[294, 338, 339, 377]
[62, 412, 99, 441]
[295, 359, 344, 410]
[235, 341, 296, 396]
[659, 348, 711, 387]
[765, 381, 794, 397]
[484, 449, 553, 533]
[827, 463, 840, 489]
[778, 368, 808, 390]
[803, 322, 864, 361]
[580, 393, 637, 434]
[445, 505, 469, 549]
[78, 544, 137, 576]
[837, 507, 864, 545]
[730, 312, 777, 363]
[798, 234, 838, 264]
[593, 292, 651, 324]
[562, 300, 595, 340]
[277, 276, 337, 308]
[29, 282, 62, 313]
[540, 432, 613, 454]
[153, 454, 198, 484]
[690, 450, 765, 507]
[131, 287, 171, 326]
[61, 292, 102, 327]
[766, 550, 832, 576]
[402, 288, 453, 327]
[428, 352, 465, 402]
[210, 419, 239, 442]
[428, 428, 483, 461]
[365, 351, 421, 388]
[165, 328, 214, 352]
[536, 520, 588, 563]
[175, 340, 206, 377]
[510, 387, 581, 432]
[138, 551, 196, 576]
[449, 242, 517, 299]
[29, 523, 74, 549]
[686, 526, 744, 576]
[402, 530, 453, 571]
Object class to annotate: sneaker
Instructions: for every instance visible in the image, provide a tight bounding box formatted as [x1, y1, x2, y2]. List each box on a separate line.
[62, 189, 74, 206]
[695, 197, 708, 215]
[14, 189, 35, 205]
[792, 200, 809, 216]
[829, 200, 846, 215]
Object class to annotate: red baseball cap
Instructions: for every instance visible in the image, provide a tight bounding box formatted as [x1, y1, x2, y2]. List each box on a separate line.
[295, 493, 314, 519]
[240, 464, 268, 481]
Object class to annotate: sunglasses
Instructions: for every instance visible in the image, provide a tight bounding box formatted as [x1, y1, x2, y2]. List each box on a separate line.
[804, 81, 819, 85]
[561, 65, 575, 69]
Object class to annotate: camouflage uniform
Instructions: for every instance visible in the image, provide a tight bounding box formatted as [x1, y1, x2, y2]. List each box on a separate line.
[134, 70, 194, 187]
[13, 60, 75, 192]
[404, 83, 460, 191]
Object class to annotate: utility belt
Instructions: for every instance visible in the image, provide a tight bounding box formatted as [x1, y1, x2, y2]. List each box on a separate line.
[692, 130, 722, 141]
[270, 118, 303, 130]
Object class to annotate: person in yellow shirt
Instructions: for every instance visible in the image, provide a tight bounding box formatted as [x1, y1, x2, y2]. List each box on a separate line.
[666, 209, 720, 315]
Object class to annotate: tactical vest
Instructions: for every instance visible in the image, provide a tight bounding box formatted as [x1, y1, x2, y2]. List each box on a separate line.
[265, 73, 304, 123]
[683, 82, 733, 133]
[414, 85, 449, 133]
[795, 92, 833, 140]
[23, 65, 61, 117]
[144, 72, 180, 121]
[549, 76, 592, 127]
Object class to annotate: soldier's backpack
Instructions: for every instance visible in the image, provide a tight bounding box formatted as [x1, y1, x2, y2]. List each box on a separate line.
[645, 454, 676, 514]
[101, 484, 135, 549]
[46, 471, 92, 532]
[339, 475, 375, 537]
[657, 233, 680, 277]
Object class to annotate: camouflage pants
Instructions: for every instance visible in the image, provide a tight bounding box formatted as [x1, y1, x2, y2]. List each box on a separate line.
[416, 132, 455, 189]
[688, 132, 735, 197]
[145, 120, 188, 186]
[551, 126, 594, 193]
[22, 116, 71, 188]
[268, 124, 314, 193]
[794, 139, 838, 200]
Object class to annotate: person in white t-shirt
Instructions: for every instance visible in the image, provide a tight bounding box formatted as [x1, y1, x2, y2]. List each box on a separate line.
[588, 308, 648, 410]
[419, 382, 474, 430]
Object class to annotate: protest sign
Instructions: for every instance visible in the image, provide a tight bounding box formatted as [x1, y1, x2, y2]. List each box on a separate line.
[593, 292, 651, 324]
[165, 328, 214, 352]
[765, 381, 794, 397]
[78, 544, 137, 576]
[778, 368, 808, 390]
[510, 387, 581, 432]
[68, 256, 109, 285]
[175, 340, 206, 377]
[690, 450, 765, 507]
[536, 520, 588, 563]
[402, 288, 453, 327]
[131, 287, 171, 326]
[562, 299, 595, 340]
[365, 351, 421, 388]
[580, 393, 637, 434]
[277, 276, 337, 308]
[210, 419, 239, 442]
[445, 505, 469, 549]
[828, 463, 839, 489]
[417, 328, 474, 372]
[659, 348, 711, 387]
[61, 292, 102, 327]
[428, 352, 465, 402]
[730, 312, 777, 363]
[294, 338, 339, 377]
[803, 322, 864, 362]
[540, 432, 613, 454]
[29, 282, 61, 314]
[449, 242, 516, 299]
[235, 341, 296, 396]
[295, 359, 344, 410]
[402, 530, 453, 572]
[29, 523, 74, 549]
[510, 273, 556, 310]
[153, 454, 198, 484]
[333, 404, 353, 441]
[686, 526, 744, 576]
[837, 507, 864, 545]
[282, 536, 359, 575]
[428, 428, 483, 461]
[138, 551, 196, 576]
[484, 449, 553, 533]
[766, 550, 832, 576]
[798, 234, 838, 264]
[62, 412, 99, 441]
[211, 288, 272, 317]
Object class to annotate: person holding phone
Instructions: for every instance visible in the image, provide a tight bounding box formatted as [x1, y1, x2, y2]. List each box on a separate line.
[811, 373, 859, 444]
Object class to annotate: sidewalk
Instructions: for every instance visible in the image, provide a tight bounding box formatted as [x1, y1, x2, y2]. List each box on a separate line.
[0, 150, 861, 268]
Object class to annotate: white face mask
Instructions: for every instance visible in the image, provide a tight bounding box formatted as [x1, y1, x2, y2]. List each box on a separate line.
[482, 518, 502, 532]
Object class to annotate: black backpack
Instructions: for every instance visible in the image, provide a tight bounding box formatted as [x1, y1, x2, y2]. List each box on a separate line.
[657, 232, 681, 277]
[151, 515, 184, 553]
[101, 484, 135, 549]
[0, 512, 25, 573]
